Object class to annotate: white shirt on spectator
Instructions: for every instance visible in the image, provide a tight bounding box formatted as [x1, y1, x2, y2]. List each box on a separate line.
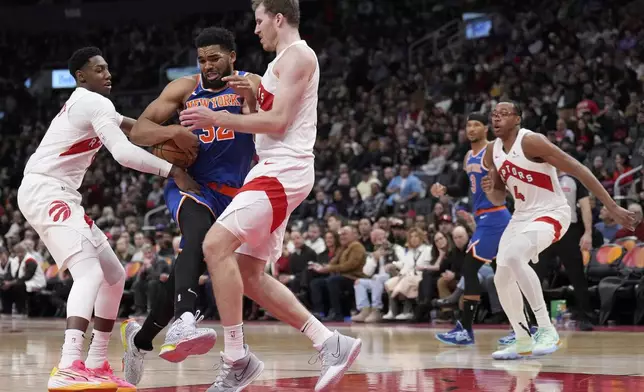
[393, 244, 431, 276]
[305, 237, 326, 255]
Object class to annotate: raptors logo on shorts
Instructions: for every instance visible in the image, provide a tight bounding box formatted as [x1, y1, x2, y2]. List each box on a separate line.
[48, 200, 71, 223]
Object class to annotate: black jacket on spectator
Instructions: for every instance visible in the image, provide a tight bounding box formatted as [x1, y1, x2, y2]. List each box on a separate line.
[289, 245, 318, 277]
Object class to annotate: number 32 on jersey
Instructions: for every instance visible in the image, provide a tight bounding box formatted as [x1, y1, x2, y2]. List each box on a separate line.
[197, 126, 235, 143]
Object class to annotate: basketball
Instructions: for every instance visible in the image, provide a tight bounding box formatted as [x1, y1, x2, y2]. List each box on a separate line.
[151, 139, 196, 169]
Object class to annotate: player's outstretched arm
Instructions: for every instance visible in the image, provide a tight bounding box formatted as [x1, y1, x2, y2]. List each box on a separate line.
[522, 133, 639, 230]
[481, 142, 507, 206]
[130, 77, 199, 158]
[179, 46, 316, 135]
[117, 115, 136, 137]
[82, 95, 201, 194]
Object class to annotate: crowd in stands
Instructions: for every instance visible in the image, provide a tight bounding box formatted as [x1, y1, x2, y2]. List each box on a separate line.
[0, 0, 643, 327]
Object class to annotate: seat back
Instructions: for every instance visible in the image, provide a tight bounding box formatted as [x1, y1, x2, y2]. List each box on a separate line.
[45, 265, 59, 279]
[586, 244, 626, 283]
[125, 262, 142, 279]
[615, 236, 639, 252]
[622, 244, 644, 272]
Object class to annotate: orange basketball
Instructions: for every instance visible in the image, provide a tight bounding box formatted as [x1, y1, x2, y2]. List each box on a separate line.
[151, 139, 196, 169]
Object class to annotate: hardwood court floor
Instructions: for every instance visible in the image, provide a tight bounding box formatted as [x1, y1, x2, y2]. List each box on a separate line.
[2, 318, 644, 392]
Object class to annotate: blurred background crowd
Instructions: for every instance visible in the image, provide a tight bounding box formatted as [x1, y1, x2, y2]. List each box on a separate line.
[0, 0, 643, 328]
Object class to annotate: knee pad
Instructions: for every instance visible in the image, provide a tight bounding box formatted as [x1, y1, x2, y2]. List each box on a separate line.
[462, 253, 484, 296]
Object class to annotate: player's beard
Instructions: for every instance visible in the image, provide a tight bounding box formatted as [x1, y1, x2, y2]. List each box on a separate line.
[202, 65, 233, 90]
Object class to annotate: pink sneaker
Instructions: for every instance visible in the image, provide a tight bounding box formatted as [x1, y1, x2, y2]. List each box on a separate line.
[48, 360, 118, 392]
[88, 361, 137, 392]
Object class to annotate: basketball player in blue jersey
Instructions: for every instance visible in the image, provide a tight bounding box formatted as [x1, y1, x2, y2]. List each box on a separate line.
[430, 113, 513, 346]
[120, 27, 259, 385]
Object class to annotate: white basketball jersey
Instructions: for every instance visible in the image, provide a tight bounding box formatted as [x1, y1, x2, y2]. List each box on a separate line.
[255, 40, 318, 161]
[23, 88, 110, 191]
[492, 128, 568, 217]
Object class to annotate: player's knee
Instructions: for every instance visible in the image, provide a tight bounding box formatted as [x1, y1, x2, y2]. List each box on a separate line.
[69, 257, 105, 285]
[202, 224, 240, 262]
[497, 233, 534, 267]
[494, 265, 514, 288]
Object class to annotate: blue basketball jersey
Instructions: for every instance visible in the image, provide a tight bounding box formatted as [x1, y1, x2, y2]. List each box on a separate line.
[465, 147, 505, 213]
[183, 71, 255, 188]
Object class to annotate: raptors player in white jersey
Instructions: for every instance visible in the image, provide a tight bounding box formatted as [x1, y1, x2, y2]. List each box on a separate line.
[481, 102, 638, 360]
[178, 1, 361, 391]
[17, 47, 199, 392]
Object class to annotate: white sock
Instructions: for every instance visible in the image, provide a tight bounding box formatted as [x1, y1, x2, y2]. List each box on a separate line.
[59, 329, 85, 369]
[494, 267, 531, 339]
[514, 262, 553, 329]
[223, 323, 245, 361]
[301, 316, 334, 348]
[85, 330, 112, 369]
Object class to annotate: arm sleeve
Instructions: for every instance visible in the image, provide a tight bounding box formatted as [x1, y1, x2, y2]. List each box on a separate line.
[74, 96, 172, 177]
[445, 170, 470, 198]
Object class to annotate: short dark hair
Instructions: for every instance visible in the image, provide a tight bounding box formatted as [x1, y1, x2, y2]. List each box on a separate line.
[509, 101, 523, 117]
[195, 27, 236, 52]
[68, 47, 102, 79]
[252, 0, 300, 27]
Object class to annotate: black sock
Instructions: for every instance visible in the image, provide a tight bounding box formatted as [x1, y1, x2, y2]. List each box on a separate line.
[461, 299, 479, 332]
[133, 322, 162, 351]
[173, 198, 213, 319]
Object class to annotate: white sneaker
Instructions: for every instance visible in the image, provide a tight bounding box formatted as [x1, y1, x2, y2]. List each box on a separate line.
[492, 336, 534, 360]
[159, 311, 217, 363]
[395, 312, 414, 321]
[382, 311, 395, 320]
[120, 318, 147, 385]
[532, 326, 561, 356]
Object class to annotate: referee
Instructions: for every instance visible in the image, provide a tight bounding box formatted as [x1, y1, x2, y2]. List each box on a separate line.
[531, 169, 594, 331]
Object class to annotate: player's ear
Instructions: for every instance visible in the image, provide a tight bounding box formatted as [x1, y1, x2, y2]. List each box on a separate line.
[75, 70, 85, 84]
[275, 12, 284, 27]
[229, 51, 237, 64]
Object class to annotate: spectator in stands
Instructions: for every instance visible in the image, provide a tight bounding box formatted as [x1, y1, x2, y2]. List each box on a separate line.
[385, 164, 423, 210]
[279, 230, 318, 295]
[317, 231, 340, 265]
[352, 228, 396, 323]
[383, 228, 431, 321]
[416, 230, 455, 320]
[0, 247, 9, 313]
[115, 237, 134, 263]
[595, 206, 623, 243]
[614, 203, 644, 241]
[305, 223, 326, 255]
[362, 181, 385, 218]
[326, 214, 342, 234]
[346, 187, 365, 220]
[1, 242, 45, 318]
[131, 243, 171, 317]
[357, 218, 374, 252]
[309, 226, 366, 321]
[434, 226, 468, 321]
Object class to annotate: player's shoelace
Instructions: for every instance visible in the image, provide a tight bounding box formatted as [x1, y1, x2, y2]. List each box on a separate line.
[449, 330, 470, 341]
[308, 347, 332, 375]
[211, 358, 234, 388]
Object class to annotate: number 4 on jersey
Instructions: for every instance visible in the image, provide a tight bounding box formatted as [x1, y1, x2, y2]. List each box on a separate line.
[513, 186, 526, 201]
[198, 126, 235, 143]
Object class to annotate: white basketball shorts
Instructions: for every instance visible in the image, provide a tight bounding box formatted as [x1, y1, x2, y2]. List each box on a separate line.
[496, 206, 571, 267]
[17, 173, 108, 269]
[217, 157, 314, 264]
